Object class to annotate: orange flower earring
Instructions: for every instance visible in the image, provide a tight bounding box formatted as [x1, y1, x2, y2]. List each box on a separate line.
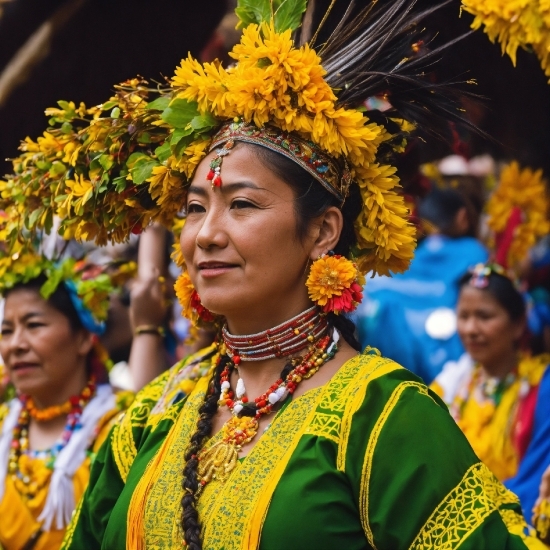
[174, 271, 215, 325]
[306, 252, 365, 314]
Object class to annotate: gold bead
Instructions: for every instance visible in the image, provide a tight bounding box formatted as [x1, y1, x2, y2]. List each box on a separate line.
[307, 335, 314, 342]
[294, 329, 300, 335]
[316, 358, 324, 366]
[322, 353, 328, 359]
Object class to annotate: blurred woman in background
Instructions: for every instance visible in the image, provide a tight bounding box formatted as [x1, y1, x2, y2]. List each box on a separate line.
[0, 257, 132, 550]
[432, 264, 550, 517]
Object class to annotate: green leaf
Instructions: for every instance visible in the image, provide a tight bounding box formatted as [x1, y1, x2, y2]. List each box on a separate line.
[60, 121, 73, 134]
[127, 153, 159, 184]
[110, 107, 121, 119]
[274, 0, 307, 33]
[190, 112, 218, 131]
[49, 161, 66, 177]
[28, 208, 43, 228]
[101, 100, 118, 111]
[98, 154, 114, 171]
[113, 176, 128, 193]
[155, 142, 171, 163]
[36, 160, 51, 171]
[236, 0, 272, 28]
[146, 96, 171, 111]
[161, 98, 200, 128]
[138, 132, 151, 144]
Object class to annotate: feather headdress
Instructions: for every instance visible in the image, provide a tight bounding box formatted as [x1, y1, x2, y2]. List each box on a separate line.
[0, 0, 475, 276]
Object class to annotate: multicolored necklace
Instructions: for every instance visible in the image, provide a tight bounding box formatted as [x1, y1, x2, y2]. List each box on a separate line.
[8, 378, 96, 498]
[197, 328, 339, 491]
[221, 306, 328, 362]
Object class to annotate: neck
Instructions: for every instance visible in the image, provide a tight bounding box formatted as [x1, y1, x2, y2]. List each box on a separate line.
[224, 298, 314, 336]
[480, 351, 518, 379]
[28, 364, 89, 409]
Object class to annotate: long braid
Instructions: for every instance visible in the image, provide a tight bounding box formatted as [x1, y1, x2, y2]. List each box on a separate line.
[180, 354, 227, 550]
[327, 313, 361, 351]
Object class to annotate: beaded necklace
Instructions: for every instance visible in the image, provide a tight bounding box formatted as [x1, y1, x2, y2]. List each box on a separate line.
[221, 306, 328, 362]
[197, 326, 338, 491]
[8, 377, 96, 499]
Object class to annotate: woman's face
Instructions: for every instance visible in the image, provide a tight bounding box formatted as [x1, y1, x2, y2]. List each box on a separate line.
[180, 144, 325, 332]
[456, 285, 524, 369]
[0, 288, 93, 404]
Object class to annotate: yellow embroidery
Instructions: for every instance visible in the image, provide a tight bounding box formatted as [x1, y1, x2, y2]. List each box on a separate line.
[360, 381, 428, 549]
[62, 495, 84, 549]
[337, 355, 400, 471]
[409, 462, 529, 549]
[111, 420, 137, 483]
[136, 376, 209, 548]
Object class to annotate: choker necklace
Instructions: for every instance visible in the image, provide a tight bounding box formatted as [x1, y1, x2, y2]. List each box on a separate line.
[196, 329, 339, 491]
[222, 306, 328, 362]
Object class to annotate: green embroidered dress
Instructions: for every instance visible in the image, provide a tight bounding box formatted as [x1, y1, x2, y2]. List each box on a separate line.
[62, 347, 546, 549]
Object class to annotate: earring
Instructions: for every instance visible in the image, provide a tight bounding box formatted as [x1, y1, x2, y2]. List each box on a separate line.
[174, 271, 215, 324]
[306, 252, 365, 314]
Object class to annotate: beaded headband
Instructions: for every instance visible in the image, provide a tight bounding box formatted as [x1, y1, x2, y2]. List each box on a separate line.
[209, 120, 352, 203]
[468, 263, 511, 289]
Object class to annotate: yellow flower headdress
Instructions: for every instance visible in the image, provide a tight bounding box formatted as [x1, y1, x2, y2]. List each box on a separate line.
[0, 232, 136, 334]
[0, 1, 474, 277]
[486, 161, 550, 270]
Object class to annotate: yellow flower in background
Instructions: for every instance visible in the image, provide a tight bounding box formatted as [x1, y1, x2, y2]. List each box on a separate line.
[486, 161, 550, 268]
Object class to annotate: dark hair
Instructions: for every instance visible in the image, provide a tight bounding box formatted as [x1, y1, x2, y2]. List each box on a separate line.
[4, 275, 85, 331]
[458, 271, 526, 322]
[417, 188, 467, 236]
[180, 143, 364, 549]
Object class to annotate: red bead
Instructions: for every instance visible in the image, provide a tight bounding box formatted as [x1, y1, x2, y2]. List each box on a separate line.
[11, 440, 19, 449]
[206, 169, 215, 181]
[256, 399, 266, 408]
[131, 225, 143, 235]
[212, 174, 222, 187]
[233, 355, 241, 365]
[242, 397, 248, 403]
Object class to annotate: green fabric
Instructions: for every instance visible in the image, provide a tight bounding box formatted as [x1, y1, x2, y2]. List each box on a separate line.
[62, 350, 542, 550]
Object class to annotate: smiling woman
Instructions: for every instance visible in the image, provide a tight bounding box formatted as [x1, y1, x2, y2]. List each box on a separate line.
[0, 262, 132, 550]
[2, 1, 548, 549]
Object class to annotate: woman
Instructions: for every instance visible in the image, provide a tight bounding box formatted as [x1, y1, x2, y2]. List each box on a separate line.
[432, 264, 550, 517]
[0, 258, 132, 550]
[1, 2, 545, 549]
[60, 139, 547, 548]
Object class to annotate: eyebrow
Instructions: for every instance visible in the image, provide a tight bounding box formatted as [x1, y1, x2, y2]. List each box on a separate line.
[1, 312, 44, 325]
[188, 181, 263, 196]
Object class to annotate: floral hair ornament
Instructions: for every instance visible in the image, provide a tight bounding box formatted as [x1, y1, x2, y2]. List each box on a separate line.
[468, 262, 519, 290]
[174, 270, 216, 326]
[306, 252, 365, 314]
[0, 1, 477, 279]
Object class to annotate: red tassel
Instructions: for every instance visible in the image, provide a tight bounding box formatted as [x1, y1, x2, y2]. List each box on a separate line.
[212, 174, 222, 187]
[206, 169, 215, 181]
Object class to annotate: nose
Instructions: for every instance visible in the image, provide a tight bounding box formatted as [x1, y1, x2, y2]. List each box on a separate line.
[458, 315, 479, 339]
[4, 326, 31, 356]
[195, 204, 228, 250]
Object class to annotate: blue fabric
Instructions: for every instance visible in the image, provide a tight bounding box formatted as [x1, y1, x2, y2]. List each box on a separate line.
[505, 365, 550, 518]
[353, 236, 488, 383]
[63, 280, 106, 335]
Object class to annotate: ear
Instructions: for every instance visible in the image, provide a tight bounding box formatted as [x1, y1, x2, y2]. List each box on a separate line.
[512, 315, 527, 343]
[308, 207, 343, 260]
[76, 330, 95, 357]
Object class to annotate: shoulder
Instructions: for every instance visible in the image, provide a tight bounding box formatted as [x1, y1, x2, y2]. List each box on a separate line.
[109, 345, 216, 482]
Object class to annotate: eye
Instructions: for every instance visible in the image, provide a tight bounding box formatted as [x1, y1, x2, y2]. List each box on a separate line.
[231, 199, 256, 210]
[1, 328, 13, 336]
[27, 322, 45, 329]
[187, 203, 206, 214]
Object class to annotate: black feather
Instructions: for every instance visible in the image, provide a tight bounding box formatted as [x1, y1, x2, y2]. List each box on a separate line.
[316, 0, 485, 139]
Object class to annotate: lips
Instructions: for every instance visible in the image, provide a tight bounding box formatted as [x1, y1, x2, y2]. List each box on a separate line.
[196, 261, 239, 279]
[11, 362, 40, 372]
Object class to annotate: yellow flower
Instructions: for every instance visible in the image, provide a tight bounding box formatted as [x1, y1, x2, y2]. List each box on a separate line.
[486, 161, 550, 268]
[174, 270, 197, 322]
[307, 255, 356, 303]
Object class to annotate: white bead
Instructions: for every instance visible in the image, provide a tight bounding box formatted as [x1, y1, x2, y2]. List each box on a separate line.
[268, 392, 280, 404]
[276, 387, 286, 399]
[221, 381, 230, 390]
[233, 403, 243, 414]
[236, 378, 246, 399]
